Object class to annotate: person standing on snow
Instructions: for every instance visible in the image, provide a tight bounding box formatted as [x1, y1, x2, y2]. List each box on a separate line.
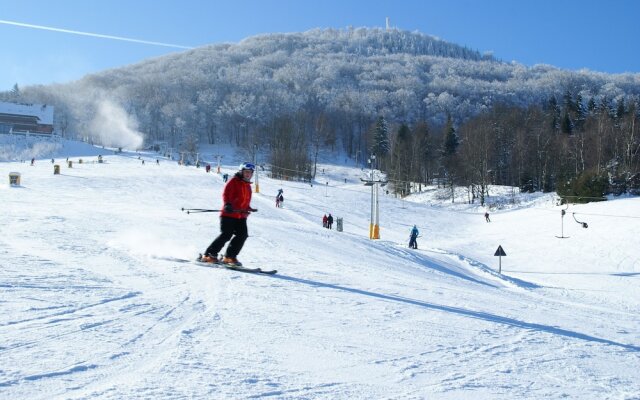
[327, 213, 334, 229]
[276, 188, 284, 208]
[409, 225, 419, 249]
[200, 162, 257, 266]
[322, 214, 328, 228]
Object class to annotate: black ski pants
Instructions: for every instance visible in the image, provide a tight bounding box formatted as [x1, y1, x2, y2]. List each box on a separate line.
[205, 216, 248, 258]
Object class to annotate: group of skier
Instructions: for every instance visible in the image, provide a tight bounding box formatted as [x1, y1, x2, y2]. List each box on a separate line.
[322, 213, 334, 229]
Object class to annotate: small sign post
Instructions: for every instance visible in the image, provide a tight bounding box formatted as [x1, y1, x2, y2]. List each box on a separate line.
[494, 245, 507, 273]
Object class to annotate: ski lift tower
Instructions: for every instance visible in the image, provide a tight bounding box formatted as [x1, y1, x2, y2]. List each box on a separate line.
[214, 154, 223, 173]
[361, 154, 386, 239]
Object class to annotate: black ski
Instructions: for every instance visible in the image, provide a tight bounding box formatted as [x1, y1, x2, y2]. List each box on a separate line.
[222, 264, 278, 275]
[154, 256, 277, 274]
[194, 256, 277, 274]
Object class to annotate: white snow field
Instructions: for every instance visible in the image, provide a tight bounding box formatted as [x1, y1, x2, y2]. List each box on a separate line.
[1, 138, 639, 399]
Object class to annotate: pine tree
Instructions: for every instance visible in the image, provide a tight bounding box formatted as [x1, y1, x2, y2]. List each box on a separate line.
[10, 83, 20, 101]
[440, 114, 459, 202]
[441, 115, 459, 156]
[548, 96, 561, 132]
[587, 97, 597, 113]
[561, 111, 574, 135]
[371, 116, 390, 158]
[574, 93, 587, 131]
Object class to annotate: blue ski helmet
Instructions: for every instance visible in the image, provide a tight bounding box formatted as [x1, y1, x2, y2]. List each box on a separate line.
[239, 162, 256, 172]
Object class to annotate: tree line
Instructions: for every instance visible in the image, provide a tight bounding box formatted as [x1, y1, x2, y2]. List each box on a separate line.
[375, 92, 640, 203]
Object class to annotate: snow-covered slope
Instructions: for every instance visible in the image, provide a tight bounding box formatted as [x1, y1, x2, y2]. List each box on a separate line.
[0, 134, 106, 162]
[1, 144, 639, 399]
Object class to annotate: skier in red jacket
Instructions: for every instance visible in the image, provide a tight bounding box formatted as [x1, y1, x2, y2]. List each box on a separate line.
[200, 162, 257, 266]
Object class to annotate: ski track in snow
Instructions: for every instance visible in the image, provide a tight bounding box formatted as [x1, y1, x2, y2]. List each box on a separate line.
[1, 140, 639, 399]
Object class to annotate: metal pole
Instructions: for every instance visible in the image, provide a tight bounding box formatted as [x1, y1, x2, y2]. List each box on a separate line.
[253, 145, 260, 193]
[368, 155, 379, 239]
[373, 182, 380, 239]
[369, 156, 375, 239]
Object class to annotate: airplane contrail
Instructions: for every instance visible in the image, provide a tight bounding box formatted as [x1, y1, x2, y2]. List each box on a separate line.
[0, 19, 194, 50]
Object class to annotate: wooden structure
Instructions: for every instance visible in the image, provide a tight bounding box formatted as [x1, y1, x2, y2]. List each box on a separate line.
[0, 101, 54, 135]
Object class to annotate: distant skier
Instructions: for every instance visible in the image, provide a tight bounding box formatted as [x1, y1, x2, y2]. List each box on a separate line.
[275, 189, 284, 208]
[409, 225, 419, 249]
[200, 162, 257, 266]
[485, 211, 491, 222]
[323, 214, 328, 228]
[327, 213, 334, 229]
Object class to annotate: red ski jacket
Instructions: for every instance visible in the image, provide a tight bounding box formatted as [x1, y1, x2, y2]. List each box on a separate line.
[220, 173, 252, 219]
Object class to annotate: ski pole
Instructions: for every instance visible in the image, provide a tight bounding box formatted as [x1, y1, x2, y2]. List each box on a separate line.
[182, 209, 220, 214]
[181, 208, 258, 214]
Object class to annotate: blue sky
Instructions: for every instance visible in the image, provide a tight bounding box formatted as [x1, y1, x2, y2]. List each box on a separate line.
[1, 0, 639, 91]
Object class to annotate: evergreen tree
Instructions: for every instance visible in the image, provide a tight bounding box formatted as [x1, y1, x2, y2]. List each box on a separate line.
[440, 114, 460, 202]
[587, 97, 597, 113]
[573, 93, 587, 131]
[10, 83, 20, 101]
[561, 111, 574, 135]
[548, 96, 561, 132]
[441, 114, 459, 156]
[371, 116, 390, 158]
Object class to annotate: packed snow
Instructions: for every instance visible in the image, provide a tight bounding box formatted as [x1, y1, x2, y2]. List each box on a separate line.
[1, 136, 639, 399]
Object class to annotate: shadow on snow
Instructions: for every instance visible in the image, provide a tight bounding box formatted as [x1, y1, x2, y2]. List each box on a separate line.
[272, 273, 639, 352]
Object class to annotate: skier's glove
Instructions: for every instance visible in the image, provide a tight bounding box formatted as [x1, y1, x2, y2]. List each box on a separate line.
[224, 203, 233, 213]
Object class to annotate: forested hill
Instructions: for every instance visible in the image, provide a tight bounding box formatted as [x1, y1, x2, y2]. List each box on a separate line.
[235, 28, 491, 59]
[7, 27, 640, 153]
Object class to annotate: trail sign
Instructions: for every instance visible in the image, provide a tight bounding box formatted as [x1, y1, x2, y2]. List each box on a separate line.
[494, 245, 506, 273]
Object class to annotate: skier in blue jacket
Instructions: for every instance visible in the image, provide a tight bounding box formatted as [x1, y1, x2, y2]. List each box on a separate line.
[409, 225, 419, 249]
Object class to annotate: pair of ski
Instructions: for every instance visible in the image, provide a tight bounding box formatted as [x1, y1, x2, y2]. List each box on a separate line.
[195, 255, 277, 275]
